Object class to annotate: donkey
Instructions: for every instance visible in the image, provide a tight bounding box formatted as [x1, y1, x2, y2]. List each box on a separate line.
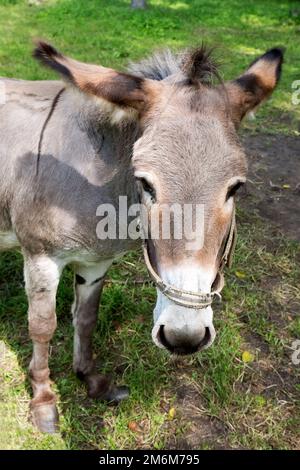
[0, 42, 283, 433]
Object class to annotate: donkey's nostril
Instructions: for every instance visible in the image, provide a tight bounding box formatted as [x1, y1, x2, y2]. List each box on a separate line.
[158, 325, 211, 355]
[158, 325, 170, 350]
[198, 326, 211, 349]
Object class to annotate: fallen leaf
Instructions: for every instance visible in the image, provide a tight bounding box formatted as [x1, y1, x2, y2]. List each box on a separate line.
[242, 351, 255, 363]
[282, 184, 290, 189]
[168, 407, 176, 420]
[128, 421, 139, 432]
[235, 271, 246, 279]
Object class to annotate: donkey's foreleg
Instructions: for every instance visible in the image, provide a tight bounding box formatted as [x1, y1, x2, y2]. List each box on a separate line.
[24, 254, 62, 434]
[72, 260, 129, 403]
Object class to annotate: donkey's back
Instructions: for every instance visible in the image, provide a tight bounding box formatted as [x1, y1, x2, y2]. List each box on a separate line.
[0, 77, 136, 256]
[0, 78, 63, 241]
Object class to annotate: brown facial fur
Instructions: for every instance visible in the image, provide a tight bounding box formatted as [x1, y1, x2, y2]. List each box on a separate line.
[133, 82, 247, 271]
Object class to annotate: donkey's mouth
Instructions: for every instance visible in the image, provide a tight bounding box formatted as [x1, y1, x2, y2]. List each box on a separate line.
[158, 325, 211, 356]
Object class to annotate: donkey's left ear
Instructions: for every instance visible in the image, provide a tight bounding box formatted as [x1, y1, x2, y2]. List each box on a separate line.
[225, 48, 284, 125]
[33, 41, 161, 119]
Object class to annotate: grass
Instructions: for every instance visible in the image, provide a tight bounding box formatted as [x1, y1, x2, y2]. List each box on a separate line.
[0, 0, 300, 450]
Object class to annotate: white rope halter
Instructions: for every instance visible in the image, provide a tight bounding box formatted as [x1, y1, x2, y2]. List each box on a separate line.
[143, 208, 236, 309]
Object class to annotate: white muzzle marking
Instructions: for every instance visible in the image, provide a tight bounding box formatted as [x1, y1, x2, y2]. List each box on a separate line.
[152, 265, 216, 351]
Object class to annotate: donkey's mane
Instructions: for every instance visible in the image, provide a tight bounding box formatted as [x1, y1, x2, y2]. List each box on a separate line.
[128, 44, 220, 85]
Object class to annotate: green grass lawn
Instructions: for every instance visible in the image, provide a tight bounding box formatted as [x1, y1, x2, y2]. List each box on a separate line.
[0, 0, 300, 450]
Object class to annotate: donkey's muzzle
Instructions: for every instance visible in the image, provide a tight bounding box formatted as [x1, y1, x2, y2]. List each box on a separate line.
[158, 324, 211, 355]
[152, 304, 216, 355]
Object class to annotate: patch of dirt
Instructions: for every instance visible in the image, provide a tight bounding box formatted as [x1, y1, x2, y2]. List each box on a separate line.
[166, 377, 233, 450]
[240, 133, 300, 241]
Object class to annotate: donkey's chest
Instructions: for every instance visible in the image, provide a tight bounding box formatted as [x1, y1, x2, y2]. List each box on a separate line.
[53, 237, 140, 266]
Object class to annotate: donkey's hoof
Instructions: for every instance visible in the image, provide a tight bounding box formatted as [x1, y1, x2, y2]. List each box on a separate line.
[85, 373, 111, 399]
[79, 372, 129, 403]
[31, 403, 59, 434]
[106, 385, 130, 404]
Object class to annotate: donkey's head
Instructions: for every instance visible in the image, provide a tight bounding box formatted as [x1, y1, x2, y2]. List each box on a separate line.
[35, 42, 283, 355]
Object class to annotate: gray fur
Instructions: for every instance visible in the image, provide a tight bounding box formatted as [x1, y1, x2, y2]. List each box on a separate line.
[128, 49, 183, 80]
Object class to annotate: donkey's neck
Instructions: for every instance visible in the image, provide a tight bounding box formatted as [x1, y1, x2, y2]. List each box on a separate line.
[66, 88, 141, 204]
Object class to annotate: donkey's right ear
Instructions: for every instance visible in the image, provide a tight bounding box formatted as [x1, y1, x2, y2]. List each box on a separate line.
[33, 41, 161, 117]
[224, 47, 284, 126]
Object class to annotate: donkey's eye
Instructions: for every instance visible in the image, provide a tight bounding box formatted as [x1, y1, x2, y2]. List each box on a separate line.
[226, 181, 244, 200]
[137, 177, 156, 203]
